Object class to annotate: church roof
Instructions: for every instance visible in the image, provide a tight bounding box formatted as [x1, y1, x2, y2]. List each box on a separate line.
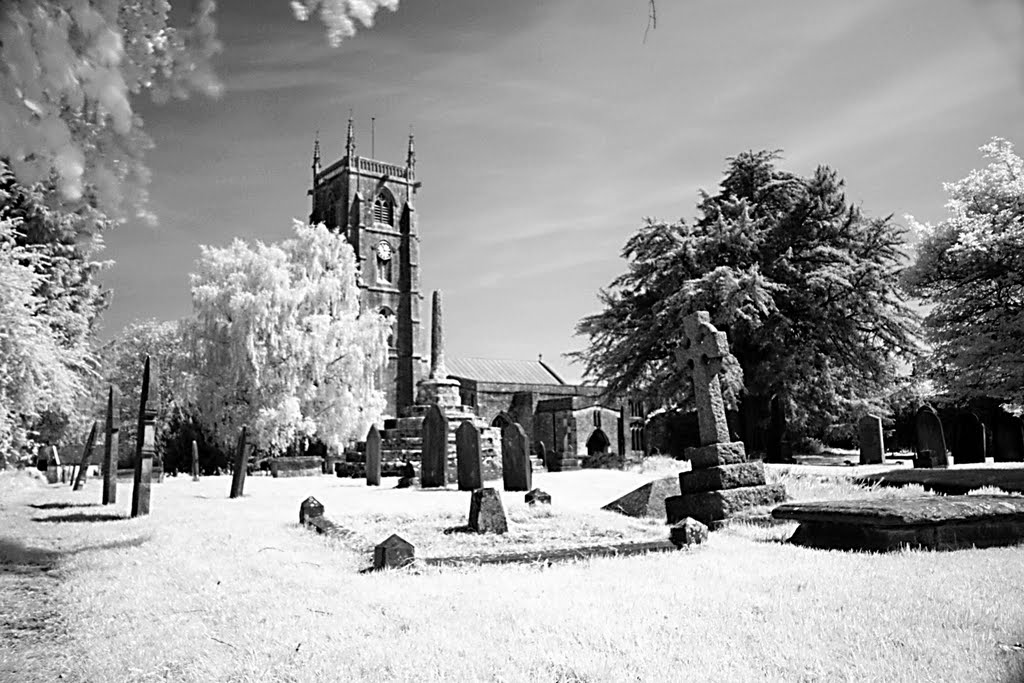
[446, 357, 566, 386]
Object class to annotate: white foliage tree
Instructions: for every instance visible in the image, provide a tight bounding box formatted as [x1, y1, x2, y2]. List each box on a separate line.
[190, 221, 389, 454]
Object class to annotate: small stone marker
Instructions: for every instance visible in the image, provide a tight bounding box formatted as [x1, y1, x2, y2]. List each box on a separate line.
[191, 440, 200, 481]
[299, 496, 325, 525]
[455, 421, 483, 491]
[669, 517, 708, 547]
[773, 495, 1024, 551]
[665, 312, 786, 527]
[915, 406, 948, 468]
[72, 421, 99, 491]
[501, 422, 532, 492]
[396, 460, 415, 489]
[229, 426, 249, 499]
[102, 385, 120, 505]
[992, 413, 1024, 463]
[132, 356, 160, 518]
[373, 534, 415, 569]
[469, 488, 508, 534]
[524, 488, 551, 505]
[858, 415, 884, 465]
[365, 424, 382, 486]
[420, 404, 448, 488]
[602, 475, 681, 518]
[950, 412, 985, 465]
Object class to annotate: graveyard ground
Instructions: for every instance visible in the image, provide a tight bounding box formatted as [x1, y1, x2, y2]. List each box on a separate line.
[2, 461, 1024, 682]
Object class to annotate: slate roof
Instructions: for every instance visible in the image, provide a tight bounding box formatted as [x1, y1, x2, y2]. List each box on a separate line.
[446, 357, 566, 386]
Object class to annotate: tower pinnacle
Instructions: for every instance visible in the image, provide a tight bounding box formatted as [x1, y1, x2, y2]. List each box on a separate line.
[311, 130, 321, 177]
[345, 112, 356, 161]
[406, 127, 416, 174]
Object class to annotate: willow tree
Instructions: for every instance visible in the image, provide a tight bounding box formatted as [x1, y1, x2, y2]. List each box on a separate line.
[190, 222, 389, 454]
[573, 150, 922, 439]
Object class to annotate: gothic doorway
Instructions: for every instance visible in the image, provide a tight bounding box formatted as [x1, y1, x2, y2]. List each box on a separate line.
[492, 412, 513, 431]
[586, 429, 610, 455]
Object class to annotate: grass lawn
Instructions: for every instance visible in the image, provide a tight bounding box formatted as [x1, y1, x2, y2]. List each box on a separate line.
[2, 461, 1024, 682]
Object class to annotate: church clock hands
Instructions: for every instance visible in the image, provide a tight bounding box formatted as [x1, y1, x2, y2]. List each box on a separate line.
[376, 240, 393, 261]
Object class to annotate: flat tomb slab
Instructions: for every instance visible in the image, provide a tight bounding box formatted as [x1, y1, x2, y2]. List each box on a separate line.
[772, 495, 1024, 551]
[423, 540, 678, 566]
[856, 467, 1024, 495]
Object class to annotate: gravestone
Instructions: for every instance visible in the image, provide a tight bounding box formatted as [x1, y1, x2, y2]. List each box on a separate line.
[950, 412, 986, 464]
[373, 534, 415, 569]
[858, 415, 884, 465]
[396, 460, 415, 489]
[455, 421, 482, 491]
[191, 440, 200, 481]
[914, 406, 948, 468]
[45, 445, 60, 484]
[365, 425, 382, 486]
[525, 488, 551, 505]
[229, 427, 249, 499]
[420, 404, 448, 488]
[102, 385, 120, 505]
[665, 311, 786, 527]
[469, 488, 508, 534]
[992, 413, 1024, 463]
[299, 496, 325, 525]
[72, 421, 99, 491]
[501, 422, 532, 492]
[602, 475, 681, 518]
[537, 441, 550, 471]
[669, 517, 708, 547]
[132, 356, 160, 518]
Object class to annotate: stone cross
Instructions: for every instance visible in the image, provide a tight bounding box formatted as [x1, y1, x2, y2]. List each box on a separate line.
[429, 290, 447, 380]
[132, 356, 160, 518]
[72, 421, 99, 491]
[102, 385, 120, 505]
[674, 311, 731, 446]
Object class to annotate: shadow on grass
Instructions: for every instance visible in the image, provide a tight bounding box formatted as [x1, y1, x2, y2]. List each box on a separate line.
[0, 534, 149, 574]
[29, 502, 100, 511]
[33, 512, 124, 524]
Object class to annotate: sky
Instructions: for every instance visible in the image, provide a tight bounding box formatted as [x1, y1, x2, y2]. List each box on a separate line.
[103, 0, 1024, 384]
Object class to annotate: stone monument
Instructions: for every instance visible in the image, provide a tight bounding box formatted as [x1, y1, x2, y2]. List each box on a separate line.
[72, 421, 99, 491]
[131, 356, 159, 518]
[858, 414, 884, 465]
[102, 385, 120, 505]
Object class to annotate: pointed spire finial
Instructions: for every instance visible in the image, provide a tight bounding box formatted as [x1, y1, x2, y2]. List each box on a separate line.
[312, 130, 321, 177]
[346, 110, 356, 161]
[406, 125, 416, 173]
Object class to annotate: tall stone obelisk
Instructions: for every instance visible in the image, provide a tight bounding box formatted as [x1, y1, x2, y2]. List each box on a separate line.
[415, 290, 462, 407]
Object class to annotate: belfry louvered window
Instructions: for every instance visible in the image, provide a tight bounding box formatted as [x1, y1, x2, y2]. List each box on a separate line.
[373, 193, 393, 225]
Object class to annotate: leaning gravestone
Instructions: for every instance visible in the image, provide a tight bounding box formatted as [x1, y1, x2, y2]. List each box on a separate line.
[858, 415, 884, 465]
[455, 421, 483, 491]
[365, 424, 382, 486]
[603, 475, 682, 518]
[132, 356, 160, 518]
[72, 421, 99, 491]
[950, 412, 986, 464]
[992, 413, 1024, 463]
[501, 422, 532, 492]
[469, 488, 508, 534]
[665, 312, 786, 527]
[229, 427, 249, 499]
[102, 385, 120, 505]
[915, 406, 948, 468]
[420, 404, 448, 488]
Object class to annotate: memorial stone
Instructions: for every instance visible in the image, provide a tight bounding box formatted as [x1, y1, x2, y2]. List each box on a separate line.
[501, 422, 531, 492]
[420, 404, 448, 488]
[950, 412, 986, 465]
[455, 421, 483, 491]
[469, 488, 508, 534]
[72, 421, 99, 491]
[132, 356, 160, 518]
[915, 406, 948, 468]
[992, 413, 1024, 463]
[102, 385, 120, 505]
[365, 425, 382, 486]
[858, 414, 884, 465]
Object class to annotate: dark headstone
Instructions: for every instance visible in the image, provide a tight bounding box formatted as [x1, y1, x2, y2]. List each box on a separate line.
[765, 394, 793, 463]
[525, 488, 551, 505]
[669, 517, 708, 547]
[858, 414, 884, 465]
[501, 422, 531, 492]
[191, 440, 200, 481]
[468, 488, 508, 534]
[914, 406, 948, 468]
[396, 460, 415, 489]
[365, 425, 382, 486]
[229, 427, 249, 499]
[913, 450, 943, 469]
[299, 496, 324, 525]
[420, 404, 448, 488]
[72, 421, 99, 491]
[602, 475, 681, 518]
[992, 413, 1024, 463]
[773, 495, 1024, 551]
[950, 412, 985, 465]
[102, 385, 120, 505]
[373, 534, 415, 569]
[455, 421, 483, 491]
[132, 356, 160, 518]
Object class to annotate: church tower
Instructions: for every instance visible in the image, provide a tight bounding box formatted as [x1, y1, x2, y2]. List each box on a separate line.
[308, 117, 426, 417]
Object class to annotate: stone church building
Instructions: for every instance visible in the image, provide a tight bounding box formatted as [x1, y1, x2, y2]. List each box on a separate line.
[308, 120, 644, 463]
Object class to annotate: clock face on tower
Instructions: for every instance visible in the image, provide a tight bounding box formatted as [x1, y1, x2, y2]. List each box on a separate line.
[376, 240, 393, 261]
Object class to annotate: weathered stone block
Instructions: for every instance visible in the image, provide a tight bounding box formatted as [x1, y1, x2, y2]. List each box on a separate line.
[525, 488, 551, 505]
[665, 484, 787, 526]
[669, 517, 708, 547]
[679, 462, 765, 494]
[684, 441, 747, 469]
[602, 475, 681, 518]
[299, 496, 324, 525]
[469, 488, 508, 534]
[373, 534, 415, 569]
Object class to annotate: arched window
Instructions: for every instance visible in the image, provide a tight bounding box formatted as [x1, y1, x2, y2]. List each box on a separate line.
[379, 307, 395, 348]
[372, 192, 394, 225]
